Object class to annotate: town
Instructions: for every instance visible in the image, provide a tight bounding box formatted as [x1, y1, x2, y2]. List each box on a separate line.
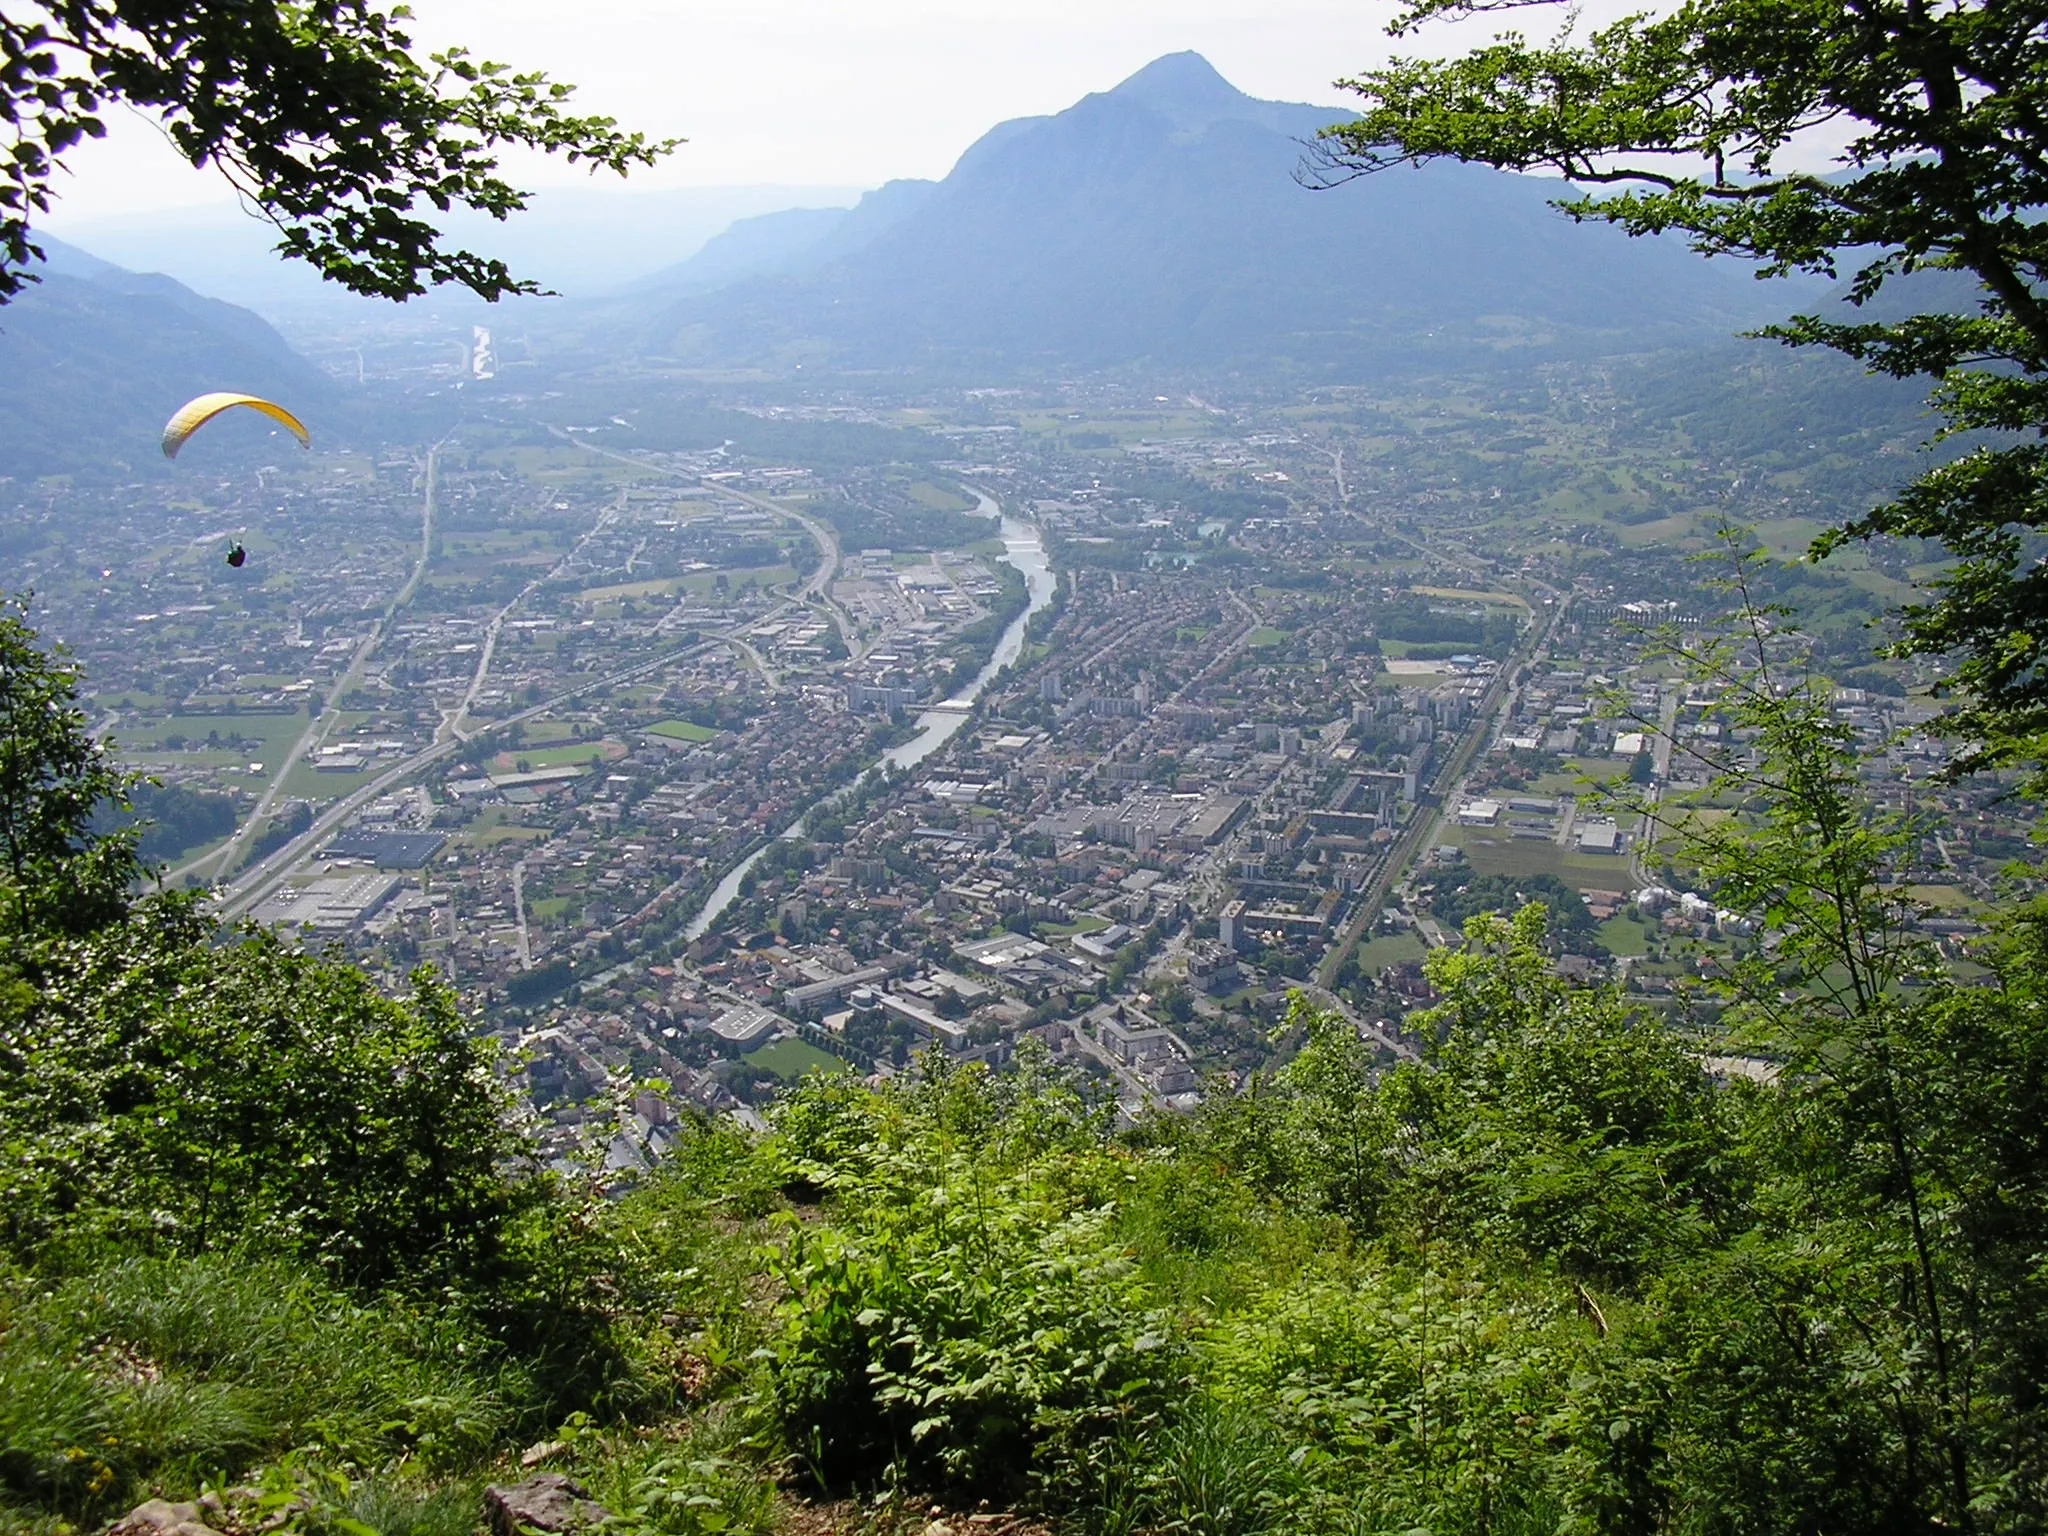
[7, 373, 2027, 1168]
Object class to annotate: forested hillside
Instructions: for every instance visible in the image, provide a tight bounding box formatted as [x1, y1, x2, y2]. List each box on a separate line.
[0, 240, 336, 482]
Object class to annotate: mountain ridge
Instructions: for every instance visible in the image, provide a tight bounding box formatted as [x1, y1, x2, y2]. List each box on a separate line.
[632, 53, 1806, 376]
[0, 235, 339, 481]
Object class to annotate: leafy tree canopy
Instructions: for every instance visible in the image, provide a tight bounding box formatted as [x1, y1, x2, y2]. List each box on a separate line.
[1431, 866, 1593, 934]
[0, 599, 527, 1290]
[0, 0, 677, 303]
[1320, 0, 2048, 775]
[0, 595, 140, 934]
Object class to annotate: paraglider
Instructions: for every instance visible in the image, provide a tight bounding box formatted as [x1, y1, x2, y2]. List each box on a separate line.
[160, 393, 308, 576]
[161, 393, 310, 460]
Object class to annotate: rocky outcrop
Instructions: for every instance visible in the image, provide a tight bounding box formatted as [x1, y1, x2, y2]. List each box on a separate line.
[105, 1499, 228, 1536]
[484, 1473, 611, 1536]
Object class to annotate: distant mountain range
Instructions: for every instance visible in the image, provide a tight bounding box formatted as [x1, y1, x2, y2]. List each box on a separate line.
[0, 50, 1872, 477]
[632, 52, 1815, 376]
[0, 236, 336, 481]
[43, 184, 864, 327]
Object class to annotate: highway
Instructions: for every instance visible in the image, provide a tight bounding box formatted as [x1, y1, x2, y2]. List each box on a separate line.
[182, 444, 442, 885]
[214, 640, 711, 922]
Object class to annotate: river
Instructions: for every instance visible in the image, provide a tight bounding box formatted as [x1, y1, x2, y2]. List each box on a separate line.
[682, 491, 1052, 941]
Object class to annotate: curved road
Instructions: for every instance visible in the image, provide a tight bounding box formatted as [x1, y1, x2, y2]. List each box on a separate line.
[551, 429, 860, 664]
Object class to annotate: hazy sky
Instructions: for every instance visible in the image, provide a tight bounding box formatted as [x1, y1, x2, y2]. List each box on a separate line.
[45, 0, 1589, 224]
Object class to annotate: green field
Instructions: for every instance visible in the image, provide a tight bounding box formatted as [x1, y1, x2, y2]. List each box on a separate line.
[1351, 930, 1430, 972]
[1038, 913, 1112, 938]
[279, 759, 384, 799]
[1528, 770, 1600, 796]
[1248, 626, 1290, 648]
[489, 444, 663, 483]
[464, 820, 550, 849]
[908, 481, 976, 511]
[579, 576, 686, 603]
[443, 531, 560, 557]
[122, 710, 308, 772]
[1411, 585, 1530, 611]
[490, 739, 625, 772]
[1596, 913, 1654, 956]
[1380, 638, 1473, 659]
[1444, 826, 1635, 891]
[745, 1035, 852, 1081]
[1561, 756, 1639, 786]
[508, 720, 582, 747]
[648, 719, 720, 743]
[1903, 883, 1982, 914]
[679, 563, 797, 594]
[1614, 513, 1700, 548]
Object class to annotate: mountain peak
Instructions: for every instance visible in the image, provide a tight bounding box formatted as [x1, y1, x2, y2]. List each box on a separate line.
[1104, 52, 1254, 130]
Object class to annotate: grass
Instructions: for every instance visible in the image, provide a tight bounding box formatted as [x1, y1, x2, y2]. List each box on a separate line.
[743, 1035, 851, 1081]
[0, 1117, 796, 1531]
[489, 739, 625, 772]
[120, 710, 308, 774]
[442, 531, 555, 556]
[1410, 585, 1530, 610]
[1529, 770, 1600, 796]
[580, 577, 687, 603]
[1038, 913, 1112, 938]
[1562, 756, 1639, 785]
[469, 823, 550, 848]
[1351, 930, 1429, 971]
[1615, 513, 1700, 548]
[1443, 826, 1634, 890]
[1903, 883, 1980, 912]
[1597, 913, 1654, 957]
[0, 1254, 507, 1528]
[1380, 638, 1477, 659]
[1247, 627, 1289, 649]
[679, 564, 797, 595]
[510, 720, 583, 747]
[1119, 1398, 1307, 1536]
[648, 719, 721, 743]
[279, 759, 384, 799]
[907, 481, 976, 511]
[161, 831, 240, 878]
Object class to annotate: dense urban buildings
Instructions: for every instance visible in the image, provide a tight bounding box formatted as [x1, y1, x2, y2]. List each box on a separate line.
[8, 375, 2020, 1155]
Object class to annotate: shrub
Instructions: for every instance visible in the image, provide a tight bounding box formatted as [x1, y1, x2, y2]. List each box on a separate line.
[1, 905, 525, 1291]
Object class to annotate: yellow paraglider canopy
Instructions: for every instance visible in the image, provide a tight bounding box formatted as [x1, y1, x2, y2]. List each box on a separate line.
[161, 392, 311, 459]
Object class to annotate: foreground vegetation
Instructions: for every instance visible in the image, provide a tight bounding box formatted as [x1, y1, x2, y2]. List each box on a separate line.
[9, 923, 2048, 1535]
